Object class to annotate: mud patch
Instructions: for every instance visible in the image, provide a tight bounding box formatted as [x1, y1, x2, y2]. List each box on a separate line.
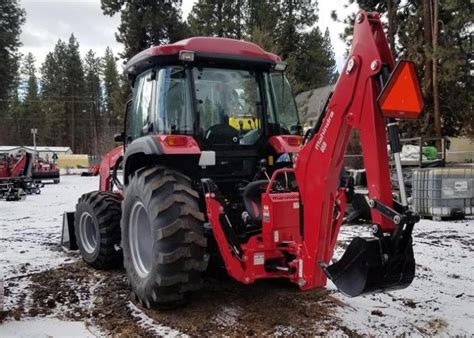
[4, 262, 350, 335]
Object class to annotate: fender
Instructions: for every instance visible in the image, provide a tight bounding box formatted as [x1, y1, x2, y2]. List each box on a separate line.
[123, 135, 201, 184]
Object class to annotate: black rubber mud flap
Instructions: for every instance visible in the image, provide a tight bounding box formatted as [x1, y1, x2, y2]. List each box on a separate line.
[322, 236, 415, 297]
[61, 212, 77, 250]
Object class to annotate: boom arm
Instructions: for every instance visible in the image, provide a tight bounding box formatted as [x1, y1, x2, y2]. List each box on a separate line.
[294, 11, 420, 294]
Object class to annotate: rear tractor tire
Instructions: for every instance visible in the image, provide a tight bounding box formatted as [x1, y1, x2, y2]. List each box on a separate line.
[75, 191, 123, 269]
[122, 166, 208, 309]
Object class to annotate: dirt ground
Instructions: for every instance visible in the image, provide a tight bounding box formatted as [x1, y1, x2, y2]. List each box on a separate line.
[1, 176, 473, 335]
[2, 259, 358, 336]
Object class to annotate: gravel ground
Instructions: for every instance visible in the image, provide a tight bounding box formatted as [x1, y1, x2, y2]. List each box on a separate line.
[0, 175, 472, 335]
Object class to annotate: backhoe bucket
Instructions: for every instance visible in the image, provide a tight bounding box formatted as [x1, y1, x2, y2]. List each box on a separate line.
[61, 212, 78, 250]
[322, 236, 415, 297]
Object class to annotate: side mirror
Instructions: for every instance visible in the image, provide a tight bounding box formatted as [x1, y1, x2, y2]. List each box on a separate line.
[114, 132, 124, 143]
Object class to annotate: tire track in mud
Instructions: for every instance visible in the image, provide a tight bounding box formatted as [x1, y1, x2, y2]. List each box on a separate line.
[1, 261, 357, 336]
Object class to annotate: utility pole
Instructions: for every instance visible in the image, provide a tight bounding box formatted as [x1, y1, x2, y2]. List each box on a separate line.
[31, 128, 38, 160]
[432, 0, 441, 138]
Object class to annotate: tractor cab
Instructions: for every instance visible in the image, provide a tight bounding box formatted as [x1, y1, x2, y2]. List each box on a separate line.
[124, 37, 302, 188]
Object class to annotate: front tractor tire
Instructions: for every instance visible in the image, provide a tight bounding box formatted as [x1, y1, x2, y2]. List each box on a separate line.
[122, 166, 208, 309]
[75, 191, 122, 269]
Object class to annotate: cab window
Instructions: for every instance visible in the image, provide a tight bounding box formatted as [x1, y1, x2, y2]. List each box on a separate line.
[156, 67, 193, 134]
[130, 70, 154, 139]
[266, 72, 301, 135]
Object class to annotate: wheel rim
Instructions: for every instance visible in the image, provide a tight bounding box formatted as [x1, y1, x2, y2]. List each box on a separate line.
[129, 201, 153, 278]
[79, 212, 98, 254]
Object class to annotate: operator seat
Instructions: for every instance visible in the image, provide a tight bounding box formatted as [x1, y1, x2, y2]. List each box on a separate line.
[242, 180, 268, 222]
[205, 124, 239, 144]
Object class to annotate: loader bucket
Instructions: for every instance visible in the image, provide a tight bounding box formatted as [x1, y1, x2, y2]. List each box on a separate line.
[61, 212, 78, 250]
[322, 236, 415, 297]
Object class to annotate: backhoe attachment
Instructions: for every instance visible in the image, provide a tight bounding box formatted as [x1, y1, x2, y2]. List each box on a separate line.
[294, 11, 423, 296]
[320, 57, 423, 296]
[322, 58, 423, 296]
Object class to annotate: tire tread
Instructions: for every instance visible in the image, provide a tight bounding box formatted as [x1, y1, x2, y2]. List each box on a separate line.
[123, 166, 207, 309]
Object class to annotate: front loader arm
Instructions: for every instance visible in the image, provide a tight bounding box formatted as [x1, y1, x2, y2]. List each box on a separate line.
[294, 11, 421, 294]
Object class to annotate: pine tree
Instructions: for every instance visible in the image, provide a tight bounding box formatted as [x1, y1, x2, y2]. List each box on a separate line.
[248, 27, 277, 54]
[288, 27, 338, 94]
[19, 53, 42, 144]
[275, 0, 318, 60]
[398, 0, 472, 137]
[101, 0, 189, 61]
[323, 28, 339, 84]
[6, 70, 23, 145]
[0, 0, 25, 144]
[187, 0, 244, 38]
[244, 0, 280, 37]
[64, 34, 86, 152]
[40, 41, 68, 146]
[103, 47, 122, 125]
[83, 50, 103, 155]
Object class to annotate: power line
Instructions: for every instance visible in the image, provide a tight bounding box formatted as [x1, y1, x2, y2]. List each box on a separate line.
[0, 99, 100, 103]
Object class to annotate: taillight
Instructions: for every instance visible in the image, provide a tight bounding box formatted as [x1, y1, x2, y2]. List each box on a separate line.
[284, 136, 302, 147]
[165, 135, 188, 146]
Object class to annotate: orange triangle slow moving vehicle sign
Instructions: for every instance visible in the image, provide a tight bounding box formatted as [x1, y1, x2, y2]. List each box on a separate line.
[378, 60, 424, 119]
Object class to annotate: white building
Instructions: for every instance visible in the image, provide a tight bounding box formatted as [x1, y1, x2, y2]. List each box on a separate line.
[0, 146, 72, 160]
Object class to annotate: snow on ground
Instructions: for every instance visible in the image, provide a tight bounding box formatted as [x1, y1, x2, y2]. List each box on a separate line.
[1, 318, 96, 337]
[0, 176, 101, 334]
[332, 218, 474, 335]
[1, 175, 473, 335]
[0, 176, 98, 280]
[127, 302, 184, 336]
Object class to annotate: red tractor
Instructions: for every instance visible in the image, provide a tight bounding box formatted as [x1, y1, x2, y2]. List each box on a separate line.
[63, 11, 424, 308]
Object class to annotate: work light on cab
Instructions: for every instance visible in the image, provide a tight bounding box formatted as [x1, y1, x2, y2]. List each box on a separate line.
[274, 61, 287, 71]
[179, 50, 195, 62]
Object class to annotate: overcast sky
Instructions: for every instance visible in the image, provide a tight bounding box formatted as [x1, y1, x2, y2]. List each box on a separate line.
[19, 0, 355, 73]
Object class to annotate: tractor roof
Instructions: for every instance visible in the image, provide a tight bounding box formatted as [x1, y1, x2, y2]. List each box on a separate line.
[124, 37, 282, 77]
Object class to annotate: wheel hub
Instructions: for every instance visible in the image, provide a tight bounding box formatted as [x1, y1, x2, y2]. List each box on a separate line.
[79, 212, 98, 254]
[129, 201, 153, 278]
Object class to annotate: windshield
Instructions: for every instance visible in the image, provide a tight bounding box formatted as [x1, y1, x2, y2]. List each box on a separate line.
[265, 73, 301, 135]
[193, 68, 262, 145]
[128, 66, 300, 142]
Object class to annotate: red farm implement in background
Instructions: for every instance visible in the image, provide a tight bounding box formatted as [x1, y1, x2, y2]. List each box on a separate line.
[62, 11, 424, 308]
[32, 157, 60, 184]
[0, 153, 42, 201]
